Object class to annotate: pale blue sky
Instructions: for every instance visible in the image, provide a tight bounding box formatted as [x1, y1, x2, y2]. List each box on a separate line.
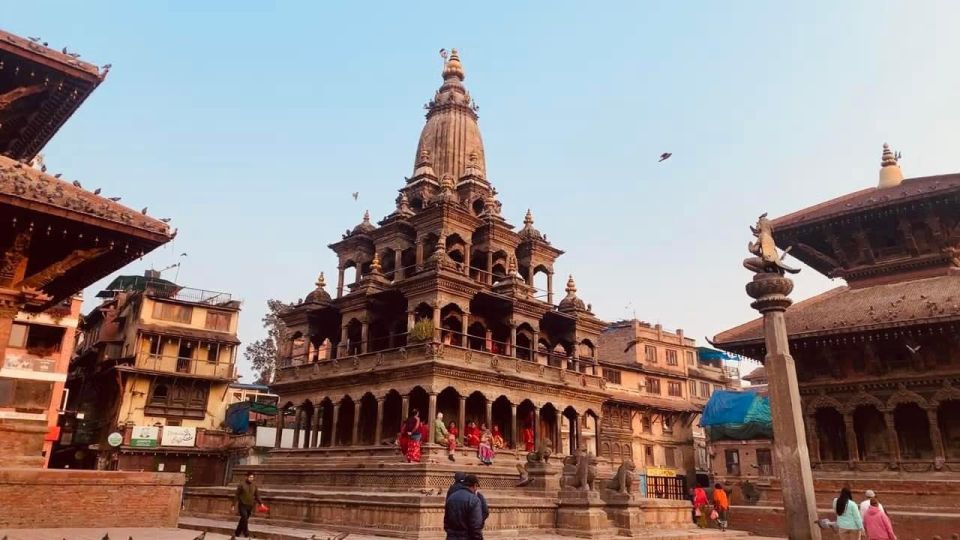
[8, 1, 960, 380]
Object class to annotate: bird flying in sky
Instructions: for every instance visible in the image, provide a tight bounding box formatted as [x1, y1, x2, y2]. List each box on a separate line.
[352, 192, 359, 201]
[658, 152, 672, 162]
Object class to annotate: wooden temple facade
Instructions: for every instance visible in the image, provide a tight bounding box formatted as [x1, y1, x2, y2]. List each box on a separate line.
[0, 29, 172, 466]
[714, 145, 960, 476]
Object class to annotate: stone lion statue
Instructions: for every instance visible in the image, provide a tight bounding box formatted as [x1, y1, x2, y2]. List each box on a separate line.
[606, 458, 635, 494]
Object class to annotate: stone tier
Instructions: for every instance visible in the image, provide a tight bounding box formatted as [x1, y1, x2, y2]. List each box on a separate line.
[183, 446, 692, 538]
[726, 474, 960, 514]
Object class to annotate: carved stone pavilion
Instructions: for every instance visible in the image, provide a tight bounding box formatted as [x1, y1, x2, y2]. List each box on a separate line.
[712, 145, 960, 534]
[183, 49, 691, 538]
[0, 29, 173, 467]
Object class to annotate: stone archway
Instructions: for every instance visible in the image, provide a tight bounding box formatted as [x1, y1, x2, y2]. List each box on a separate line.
[381, 390, 403, 443]
[894, 403, 933, 459]
[940, 400, 960, 459]
[814, 408, 848, 461]
[336, 396, 356, 446]
[358, 393, 378, 445]
[492, 396, 512, 448]
[853, 405, 888, 461]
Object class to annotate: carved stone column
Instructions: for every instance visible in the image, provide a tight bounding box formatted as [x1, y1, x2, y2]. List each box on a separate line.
[428, 392, 438, 436]
[274, 408, 284, 448]
[534, 406, 542, 449]
[331, 402, 341, 447]
[401, 394, 410, 423]
[464, 243, 472, 273]
[310, 407, 321, 447]
[486, 251, 493, 284]
[509, 323, 517, 358]
[407, 310, 416, 332]
[546, 272, 554, 304]
[485, 398, 493, 428]
[360, 319, 369, 354]
[337, 266, 345, 298]
[394, 250, 403, 280]
[351, 402, 361, 446]
[511, 403, 518, 449]
[375, 396, 385, 446]
[927, 407, 945, 463]
[746, 272, 820, 540]
[843, 412, 860, 462]
[415, 239, 424, 269]
[804, 413, 821, 466]
[883, 410, 900, 468]
[292, 408, 303, 448]
[458, 395, 467, 445]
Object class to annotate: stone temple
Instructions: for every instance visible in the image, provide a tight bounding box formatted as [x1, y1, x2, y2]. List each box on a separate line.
[183, 49, 693, 538]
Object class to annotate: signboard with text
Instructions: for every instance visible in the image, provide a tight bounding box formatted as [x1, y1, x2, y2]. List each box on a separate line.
[130, 426, 159, 447]
[645, 466, 678, 478]
[162, 426, 196, 447]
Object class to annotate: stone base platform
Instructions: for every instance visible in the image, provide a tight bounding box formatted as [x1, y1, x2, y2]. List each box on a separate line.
[179, 516, 760, 540]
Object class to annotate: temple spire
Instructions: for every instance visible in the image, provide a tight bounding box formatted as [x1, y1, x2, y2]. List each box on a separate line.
[316, 272, 326, 289]
[878, 142, 904, 189]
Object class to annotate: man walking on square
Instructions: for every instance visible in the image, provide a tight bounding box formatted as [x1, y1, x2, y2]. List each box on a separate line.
[444, 474, 485, 539]
[231, 472, 262, 538]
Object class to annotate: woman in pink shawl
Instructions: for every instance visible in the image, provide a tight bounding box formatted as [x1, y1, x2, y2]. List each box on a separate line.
[863, 499, 896, 540]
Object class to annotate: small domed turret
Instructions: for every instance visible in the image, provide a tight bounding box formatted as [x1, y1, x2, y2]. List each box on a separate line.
[305, 272, 332, 303]
[350, 210, 377, 235]
[558, 275, 587, 312]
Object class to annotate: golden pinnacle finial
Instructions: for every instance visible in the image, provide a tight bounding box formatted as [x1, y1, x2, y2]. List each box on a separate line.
[363, 210, 370, 222]
[881, 143, 897, 167]
[508, 256, 518, 275]
[371, 252, 382, 273]
[878, 142, 904, 189]
[565, 275, 577, 294]
[316, 272, 326, 288]
[524, 209, 534, 226]
[442, 48, 464, 81]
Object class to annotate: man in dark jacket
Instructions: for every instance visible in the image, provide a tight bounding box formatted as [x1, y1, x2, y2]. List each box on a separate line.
[444, 474, 484, 540]
[447, 472, 489, 520]
[231, 472, 262, 538]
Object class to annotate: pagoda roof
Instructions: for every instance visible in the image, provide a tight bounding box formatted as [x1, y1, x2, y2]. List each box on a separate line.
[0, 155, 170, 237]
[773, 173, 960, 231]
[713, 274, 960, 351]
[742, 366, 766, 382]
[1, 155, 172, 310]
[0, 29, 105, 162]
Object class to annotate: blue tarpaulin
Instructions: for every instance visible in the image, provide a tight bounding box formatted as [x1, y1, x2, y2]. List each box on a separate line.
[700, 390, 773, 441]
[697, 347, 744, 363]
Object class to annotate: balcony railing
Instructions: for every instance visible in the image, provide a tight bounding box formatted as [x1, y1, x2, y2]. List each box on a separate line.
[146, 283, 233, 306]
[275, 340, 606, 391]
[132, 352, 236, 380]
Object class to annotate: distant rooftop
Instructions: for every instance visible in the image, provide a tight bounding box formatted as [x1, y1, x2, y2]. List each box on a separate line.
[98, 270, 234, 306]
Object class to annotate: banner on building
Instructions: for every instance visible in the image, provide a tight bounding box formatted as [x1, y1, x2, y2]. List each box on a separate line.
[646, 466, 678, 478]
[130, 426, 159, 447]
[162, 426, 196, 447]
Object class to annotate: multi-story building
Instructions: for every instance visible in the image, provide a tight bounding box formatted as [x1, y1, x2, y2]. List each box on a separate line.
[596, 320, 741, 489]
[3, 295, 82, 466]
[54, 270, 246, 484]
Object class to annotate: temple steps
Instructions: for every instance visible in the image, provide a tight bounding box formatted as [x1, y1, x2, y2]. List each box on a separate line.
[179, 516, 761, 540]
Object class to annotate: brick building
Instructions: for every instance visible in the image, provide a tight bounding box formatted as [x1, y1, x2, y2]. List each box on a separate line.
[3, 294, 82, 466]
[597, 320, 740, 487]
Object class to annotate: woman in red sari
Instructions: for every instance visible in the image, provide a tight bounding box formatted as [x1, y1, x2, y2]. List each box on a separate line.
[402, 409, 422, 463]
[465, 421, 481, 447]
[448, 421, 459, 443]
[522, 423, 535, 452]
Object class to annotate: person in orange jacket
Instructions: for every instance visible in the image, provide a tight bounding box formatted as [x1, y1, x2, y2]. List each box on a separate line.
[713, 483, 730, 531]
